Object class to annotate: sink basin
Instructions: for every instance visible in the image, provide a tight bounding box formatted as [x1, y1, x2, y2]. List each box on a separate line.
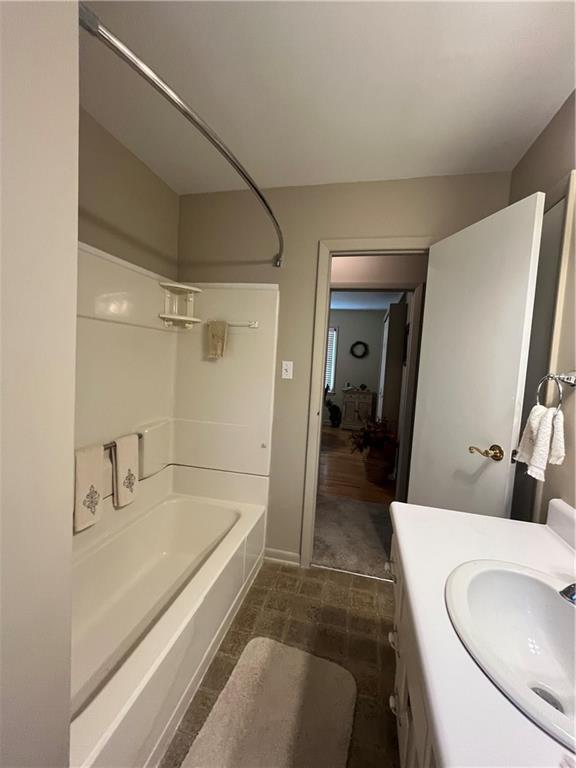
[446, 560, 575, 751]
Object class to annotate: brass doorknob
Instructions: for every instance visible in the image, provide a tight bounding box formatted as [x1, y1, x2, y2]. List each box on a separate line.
[468, 444, 504, 462]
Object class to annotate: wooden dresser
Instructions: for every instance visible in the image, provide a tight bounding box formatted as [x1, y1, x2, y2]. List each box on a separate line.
[341, 390, 374, 429]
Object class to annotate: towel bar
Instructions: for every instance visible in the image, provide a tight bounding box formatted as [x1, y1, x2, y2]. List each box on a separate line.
[228, 321, 259, 329]
[536, 372, 576, 415]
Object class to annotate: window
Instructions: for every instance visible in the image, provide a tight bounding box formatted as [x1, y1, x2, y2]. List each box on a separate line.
[324, 326, 338, 393]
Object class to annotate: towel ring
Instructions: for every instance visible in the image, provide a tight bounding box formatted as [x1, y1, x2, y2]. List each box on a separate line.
[536, 374, 563, 415]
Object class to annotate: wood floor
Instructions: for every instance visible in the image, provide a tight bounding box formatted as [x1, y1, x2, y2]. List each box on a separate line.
[317, 425, 395, 505]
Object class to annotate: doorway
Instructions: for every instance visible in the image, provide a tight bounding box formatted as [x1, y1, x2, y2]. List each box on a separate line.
[313, 289, 408, 577]
[301, 241, 430, 576]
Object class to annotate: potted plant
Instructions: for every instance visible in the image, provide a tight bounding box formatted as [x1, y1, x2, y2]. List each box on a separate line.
[350, 418, 396, 484]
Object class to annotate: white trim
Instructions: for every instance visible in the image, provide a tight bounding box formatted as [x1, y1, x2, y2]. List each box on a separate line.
[533, 170, 576, 523]
[78, 241, 171, 282]
[300, 241, 332, 568]
[319, 236, 435, 254]
[192, 282, 279, 291]
[264, 547, 300, 565]
[300, 236, 434, 567]
[395, 284, 426, 500]
[547, 171, 575, 387]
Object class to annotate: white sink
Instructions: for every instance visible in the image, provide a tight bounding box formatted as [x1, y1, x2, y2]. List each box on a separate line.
[446, 560, 575, 751]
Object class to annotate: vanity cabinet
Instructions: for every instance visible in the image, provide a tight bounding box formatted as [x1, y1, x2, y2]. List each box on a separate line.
[387, 499, 574, 768]
[389, 536, 436, 768]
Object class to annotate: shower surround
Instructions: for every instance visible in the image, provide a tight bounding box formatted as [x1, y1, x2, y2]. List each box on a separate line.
[72, 244, 278, 767]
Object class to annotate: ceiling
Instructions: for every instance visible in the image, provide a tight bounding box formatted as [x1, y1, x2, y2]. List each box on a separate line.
[330, 291, 404, 311]
[81, 2, 575, 195]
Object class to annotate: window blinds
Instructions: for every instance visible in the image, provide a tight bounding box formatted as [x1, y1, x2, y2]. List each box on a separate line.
[324, 327, 338, 393]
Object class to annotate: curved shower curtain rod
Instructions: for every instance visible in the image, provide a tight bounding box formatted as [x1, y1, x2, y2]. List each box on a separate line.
[79, 3, 285, 268]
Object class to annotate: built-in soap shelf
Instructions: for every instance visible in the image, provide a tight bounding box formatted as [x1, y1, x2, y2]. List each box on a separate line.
[159, 281, 202, 328]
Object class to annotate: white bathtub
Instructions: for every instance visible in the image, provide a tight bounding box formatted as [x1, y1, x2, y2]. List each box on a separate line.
[70, 489, 265, 768]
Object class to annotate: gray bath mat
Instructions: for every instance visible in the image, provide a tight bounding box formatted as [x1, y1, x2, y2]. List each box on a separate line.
[183, 637, 356, 768]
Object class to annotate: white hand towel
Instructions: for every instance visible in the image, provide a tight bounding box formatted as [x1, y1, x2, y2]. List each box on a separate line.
[515, 405, 546, 465]
[112, 434, 139, 507]
[207, 321, 228, 360]
[75, 444, 104, 532]
[516, 405, 554, 481]
[549, 410, 565, 465]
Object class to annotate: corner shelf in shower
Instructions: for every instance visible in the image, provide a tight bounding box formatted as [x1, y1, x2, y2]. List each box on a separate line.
[159, 281, 203, 329]
[158, 313, 202, 328]
[159, 282, 203, 295]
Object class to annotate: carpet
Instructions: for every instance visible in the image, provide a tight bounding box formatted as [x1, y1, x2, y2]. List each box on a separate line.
[182, 637, 356, 768]
[313, 495, 392, 578]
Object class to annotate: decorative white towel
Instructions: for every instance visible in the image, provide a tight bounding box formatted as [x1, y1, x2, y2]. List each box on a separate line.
[207, 321, 228, 360]
[75, 444, 104, 532]
[549, 410, 565, 465]
[515, 405, 554, 481]
[112, 434, 139, 508]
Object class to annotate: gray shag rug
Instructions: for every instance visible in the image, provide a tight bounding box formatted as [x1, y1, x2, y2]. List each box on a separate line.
[313, 495, 392, 578]
[183, 638, 356, 768]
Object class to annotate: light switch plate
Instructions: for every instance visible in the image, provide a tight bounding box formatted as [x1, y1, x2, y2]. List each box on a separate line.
[281, 360, 294, 379]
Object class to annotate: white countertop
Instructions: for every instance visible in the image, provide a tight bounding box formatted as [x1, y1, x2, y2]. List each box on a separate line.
[390, 500, 575, 768]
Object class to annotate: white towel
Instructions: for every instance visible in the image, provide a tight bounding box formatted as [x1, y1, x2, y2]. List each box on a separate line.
[75, 444, 104, 532]
[549, 410, 565, 465]
[207, 321, 228, 360]
[515, 405, 546, 464]
[516, 405, 555, 481]
[112, 434, 139, 507]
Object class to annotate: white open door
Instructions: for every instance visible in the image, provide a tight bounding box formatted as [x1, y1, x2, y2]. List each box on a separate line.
[408, 193, 545, 517]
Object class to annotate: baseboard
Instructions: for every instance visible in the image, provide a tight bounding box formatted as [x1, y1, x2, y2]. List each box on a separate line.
[264, 547, 300, 565]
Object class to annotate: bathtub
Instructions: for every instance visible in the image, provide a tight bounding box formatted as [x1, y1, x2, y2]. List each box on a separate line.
[70, 489, 265, 768]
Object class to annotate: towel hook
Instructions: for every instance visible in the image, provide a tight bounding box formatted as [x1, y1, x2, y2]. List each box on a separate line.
[536, 374, 563, 415]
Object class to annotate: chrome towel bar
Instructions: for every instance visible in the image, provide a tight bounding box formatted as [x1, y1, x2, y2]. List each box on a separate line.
[536, 372, 576, 415]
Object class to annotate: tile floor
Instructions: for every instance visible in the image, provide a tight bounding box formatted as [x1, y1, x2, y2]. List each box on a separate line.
[160, 561, 399, 768]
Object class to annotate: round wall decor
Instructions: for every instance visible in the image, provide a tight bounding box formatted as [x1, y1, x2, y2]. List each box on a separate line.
[350, 341, 369, 359]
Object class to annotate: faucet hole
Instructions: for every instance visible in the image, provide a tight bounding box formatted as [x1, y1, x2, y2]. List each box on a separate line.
[530, 686, 565, 714]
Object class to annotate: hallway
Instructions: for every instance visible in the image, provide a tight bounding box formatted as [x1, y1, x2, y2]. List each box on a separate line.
[313, 427, 395, 578]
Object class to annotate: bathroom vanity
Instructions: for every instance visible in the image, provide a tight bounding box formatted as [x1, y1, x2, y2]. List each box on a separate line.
[389, 499, 575, 768]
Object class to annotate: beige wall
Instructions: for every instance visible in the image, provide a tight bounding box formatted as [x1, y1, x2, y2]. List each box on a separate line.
[331, 252, 428, 288]
[179, 173, 511, 556]
[510, 92, 576, 512]
[79, 108, 179, 278]
[510, 92, 575, 204]
[1, 3, 78, 764]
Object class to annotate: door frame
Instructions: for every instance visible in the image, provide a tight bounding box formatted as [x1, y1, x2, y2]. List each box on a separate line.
[533, 170, 576, 521]
[300, 236, 433, 567]
[395, 283, 426, 500]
